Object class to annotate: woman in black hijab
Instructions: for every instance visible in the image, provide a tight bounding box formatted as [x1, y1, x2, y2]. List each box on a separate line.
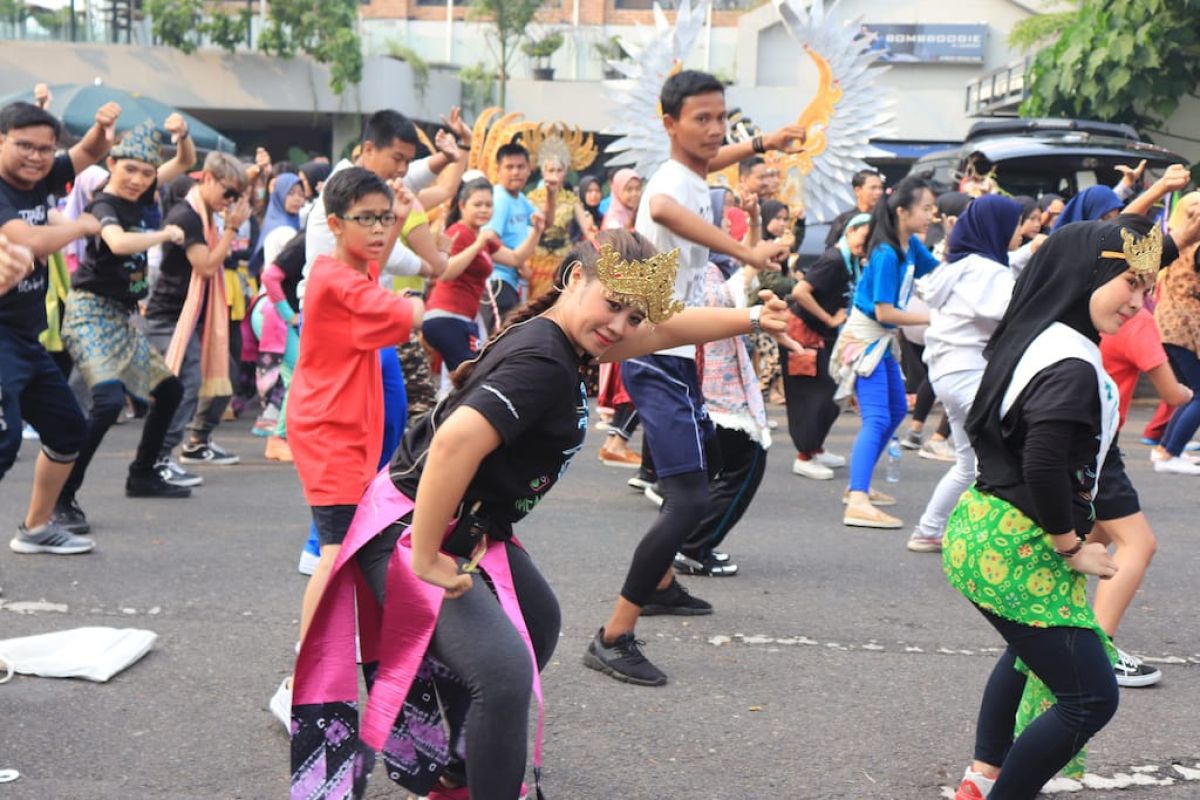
[571, 175, 604, 243]
[944, 219, 1160, 799]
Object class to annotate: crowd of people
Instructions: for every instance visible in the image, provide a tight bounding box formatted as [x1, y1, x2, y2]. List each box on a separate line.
[1, 69, 1198, 800]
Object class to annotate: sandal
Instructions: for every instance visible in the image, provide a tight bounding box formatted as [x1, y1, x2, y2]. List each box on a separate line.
[843, 503, 903, 529]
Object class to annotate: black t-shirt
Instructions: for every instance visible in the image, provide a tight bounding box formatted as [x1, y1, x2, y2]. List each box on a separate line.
[271, 229, 307, 312]
[145, 202, 206, 322]
[793, 246, 856, 341]
[0, 153, 75, 336]
[390, 318, 587, 537]
[977, 358, 1112, 536]
[73, 186, 158, 309]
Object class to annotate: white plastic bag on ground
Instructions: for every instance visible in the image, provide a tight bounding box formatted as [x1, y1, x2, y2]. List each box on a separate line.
[0, 627, 156, 682]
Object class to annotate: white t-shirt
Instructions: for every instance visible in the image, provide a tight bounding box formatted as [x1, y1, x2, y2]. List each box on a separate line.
[634, 159, 713, 359]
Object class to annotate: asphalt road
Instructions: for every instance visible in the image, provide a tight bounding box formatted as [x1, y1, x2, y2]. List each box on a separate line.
[1, 403, 1197, 799]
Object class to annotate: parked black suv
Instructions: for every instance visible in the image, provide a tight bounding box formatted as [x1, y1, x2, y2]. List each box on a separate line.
[906, 118, 1187, 198]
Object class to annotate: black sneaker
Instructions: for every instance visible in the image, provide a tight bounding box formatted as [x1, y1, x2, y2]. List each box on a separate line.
[673, 552, 739, 577]
[126, 469, 192, 499]
[1114, 647, 1163, 688]
[582, 627, 667, 686]
[156, 457, 204, 487]
[52, 497, 91, 535]
[640, 579, 713, 616]
[180, 440, 240, 466]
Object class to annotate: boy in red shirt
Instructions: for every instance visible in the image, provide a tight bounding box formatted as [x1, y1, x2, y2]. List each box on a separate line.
[287, 167, 424, 644]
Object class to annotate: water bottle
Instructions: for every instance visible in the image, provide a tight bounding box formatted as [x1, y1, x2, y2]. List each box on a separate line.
[885, 437, 902, 483]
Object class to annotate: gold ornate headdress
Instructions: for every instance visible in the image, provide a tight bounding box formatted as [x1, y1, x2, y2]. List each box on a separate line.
[522, 122, 598, 172]
[1101, 225, 1163, 279]
[595, 244, 685, 325]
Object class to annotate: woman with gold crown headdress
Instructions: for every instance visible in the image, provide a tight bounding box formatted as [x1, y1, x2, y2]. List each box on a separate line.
[524, 125, 600, 299]
[289, 229, 798, 800]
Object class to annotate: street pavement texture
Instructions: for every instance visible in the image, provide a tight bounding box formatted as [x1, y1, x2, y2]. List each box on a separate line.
[1, 404, 1198, 800]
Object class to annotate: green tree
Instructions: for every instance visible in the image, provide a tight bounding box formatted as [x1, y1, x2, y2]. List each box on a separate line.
[459, 62, 496, 117]
[258, 0, 363, 95]
[469, 0, 542, 109]
[145, 0, 204, 54]
[205, 7, 253, 54]
[1019, 0, 1200, 130]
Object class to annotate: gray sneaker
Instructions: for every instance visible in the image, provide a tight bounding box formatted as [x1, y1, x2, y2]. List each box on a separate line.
[11, 521, 95, 555]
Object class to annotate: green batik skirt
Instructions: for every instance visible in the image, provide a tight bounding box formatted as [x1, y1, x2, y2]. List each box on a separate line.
[62, 290, 174, 401]
[943, 486, 1117, 778]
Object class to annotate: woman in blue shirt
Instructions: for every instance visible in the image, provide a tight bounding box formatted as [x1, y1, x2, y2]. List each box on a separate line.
[842, 176, 938, 528]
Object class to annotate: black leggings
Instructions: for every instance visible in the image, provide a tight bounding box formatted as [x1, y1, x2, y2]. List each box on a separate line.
[680, 427, 767, 560]
[606, 403, 640, 442]
[60, 376, 183, 502]
[357, 536, 560, 800]
[973, 606, 1119, 799]
[782, 345, 839, 455]
[620, 470, 710, 605]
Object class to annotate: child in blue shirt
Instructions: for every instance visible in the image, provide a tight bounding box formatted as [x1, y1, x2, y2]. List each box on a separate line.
[844, 176, 938, 529]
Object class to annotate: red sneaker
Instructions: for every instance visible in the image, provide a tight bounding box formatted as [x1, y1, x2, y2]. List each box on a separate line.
[954, 771, 995, 800]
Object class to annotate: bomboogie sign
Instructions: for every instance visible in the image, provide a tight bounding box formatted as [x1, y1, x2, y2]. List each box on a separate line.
[860, 23, 988, 64]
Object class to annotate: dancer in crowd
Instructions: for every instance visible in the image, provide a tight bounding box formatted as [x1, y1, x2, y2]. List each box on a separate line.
[1, 99, 122, 555]
[601, 168, 641, 232]
[54, 119, 201, 533]
[945, 219, 1162, 800]
[425, 178, 542, 372]
[584, 70, 789, 686]
[1051, 185, 1122, 231]
[833, 175, 937, 529]
[905, 194, 1022, 553]
[1037, 193, 1064, 234]
[481, 143, 537, 333]
[290, 229, 795, 799]
[525, 138, 594, 299]
[571, 174, 604, 242]
[785, 212, 869, 480]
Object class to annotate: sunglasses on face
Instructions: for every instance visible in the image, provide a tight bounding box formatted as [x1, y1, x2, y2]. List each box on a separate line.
[222, 187, 242, 202]
[339, 212, 398, 229]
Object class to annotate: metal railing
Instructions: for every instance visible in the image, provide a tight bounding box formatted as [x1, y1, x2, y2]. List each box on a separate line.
[964, 56, 1031, 117]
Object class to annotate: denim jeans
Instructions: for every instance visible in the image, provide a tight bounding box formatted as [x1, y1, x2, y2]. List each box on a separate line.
[848, 352, 908, 492]
[1162, 344, 1200, 457]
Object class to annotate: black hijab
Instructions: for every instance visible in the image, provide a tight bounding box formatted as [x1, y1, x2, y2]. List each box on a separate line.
[966, 220, 1136, 485]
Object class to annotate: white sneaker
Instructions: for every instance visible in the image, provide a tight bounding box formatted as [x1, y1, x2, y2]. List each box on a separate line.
[792, 457, 834, 480]
[1154, 456, 1200, 475]
[269, 677, 292, 734]
[1149, 448, 1200, 464]
[814, 451, 846, 468]
[919, 438, 956, 462]
[297, 549, 320, 576]
[1113, 647, 1162, 688]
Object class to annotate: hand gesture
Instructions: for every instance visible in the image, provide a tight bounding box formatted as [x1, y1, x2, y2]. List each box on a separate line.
[434, 128, 463, 162]
[163, 113, 189, 144]
[1173, 198, 1200, 249]
[436, 231, 454, 254]
[1116, 159, 1148, 188]
[412, 551, 473, 599]
[94, 102, 122, 144]
[748, 239, 788, 271]
[739, 190, 759, 222]
[33, 83, 52, 111]
[0, 234, 35, 294]
[77, 212, 101, 236]
[1029, 233, 1048, 254]
[391, 182, 416, 222]
[477, 228, 499, 248]
[1070, 541, 1119, 579]
[162, 224, 185, 246]
[1157, 163, 1192, 194]
[531, 211, 546, 235]
[440, 106, 472, 148]
[792, 200, 806, 220]
[224, 196, 252, 230]
[764, 123, 807, 154]
[757, 290, 805, 353]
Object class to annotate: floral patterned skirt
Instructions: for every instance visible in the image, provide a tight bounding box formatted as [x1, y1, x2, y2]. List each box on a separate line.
[62, 290, 173, 400]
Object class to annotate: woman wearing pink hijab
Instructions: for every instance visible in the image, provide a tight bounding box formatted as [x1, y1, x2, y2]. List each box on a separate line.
[602, 168, 642, 231]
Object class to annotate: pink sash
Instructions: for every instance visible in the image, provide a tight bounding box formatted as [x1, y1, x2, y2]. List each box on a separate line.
[292, 469, 545, 794]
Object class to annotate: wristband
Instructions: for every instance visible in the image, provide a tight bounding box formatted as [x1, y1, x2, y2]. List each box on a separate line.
[748, 304, 763, 334]
[752, 135, 766, 154]
[1054, 539, 1084, 559]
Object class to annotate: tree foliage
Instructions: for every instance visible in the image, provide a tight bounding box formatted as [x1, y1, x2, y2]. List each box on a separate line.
[1008, 2, 1077, 52]
[258, 0, 363, 94]
[1021, 0, 1200, 128]
[207, 7, 253, 54]
[146, 0, 204, 54]
[469, 0, 542, 108]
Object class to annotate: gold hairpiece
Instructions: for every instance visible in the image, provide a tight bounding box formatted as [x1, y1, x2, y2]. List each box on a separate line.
[595, 244, 685, 325]
[1100, 225, 1162, 278]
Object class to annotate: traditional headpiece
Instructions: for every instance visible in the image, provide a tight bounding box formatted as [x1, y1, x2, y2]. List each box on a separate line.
[110, 119, 164, 167]
[1101, 225, 1163, 280]
[522, 122, 598, 172]
[595, 243, 684, 324]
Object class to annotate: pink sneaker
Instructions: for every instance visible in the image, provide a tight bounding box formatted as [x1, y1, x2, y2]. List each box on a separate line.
[955, 769, 996, 800]
[425, 782, 528, 799]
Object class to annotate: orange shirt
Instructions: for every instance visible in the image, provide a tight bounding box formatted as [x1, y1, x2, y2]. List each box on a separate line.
[288, 255, 415, 505]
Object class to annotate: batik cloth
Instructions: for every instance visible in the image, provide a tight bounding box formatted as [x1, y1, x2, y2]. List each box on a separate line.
[943, 487, 1117, 778]
[62, 289, 173, 399]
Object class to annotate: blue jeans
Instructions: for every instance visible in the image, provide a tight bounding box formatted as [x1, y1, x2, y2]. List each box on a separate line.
[973, 606, 1118, 799]
[848, 352, 908, 492]
[1162, 344, 1200, 457]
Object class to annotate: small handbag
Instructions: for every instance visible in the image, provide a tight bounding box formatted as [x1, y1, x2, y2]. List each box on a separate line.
[786, 314, 824, 377]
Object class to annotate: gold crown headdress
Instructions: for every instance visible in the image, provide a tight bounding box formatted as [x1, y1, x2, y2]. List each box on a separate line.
[1101, 225, 1163, 279]
[595, 244, 685, 325]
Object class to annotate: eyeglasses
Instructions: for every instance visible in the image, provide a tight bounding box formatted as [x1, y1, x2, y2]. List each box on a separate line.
[222, 187, 242, 202]
[10, 140, 55, 158]
[339, 212, 398, 229]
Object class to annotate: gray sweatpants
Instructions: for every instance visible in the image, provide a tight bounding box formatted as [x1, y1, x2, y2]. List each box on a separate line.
[144, 317, 231, 458]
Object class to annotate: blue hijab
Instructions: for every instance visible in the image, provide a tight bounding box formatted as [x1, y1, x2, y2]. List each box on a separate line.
[1051, 185, 1122, 232]
[946, 194, 1023, 266]
[250, 173, 302, 273]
